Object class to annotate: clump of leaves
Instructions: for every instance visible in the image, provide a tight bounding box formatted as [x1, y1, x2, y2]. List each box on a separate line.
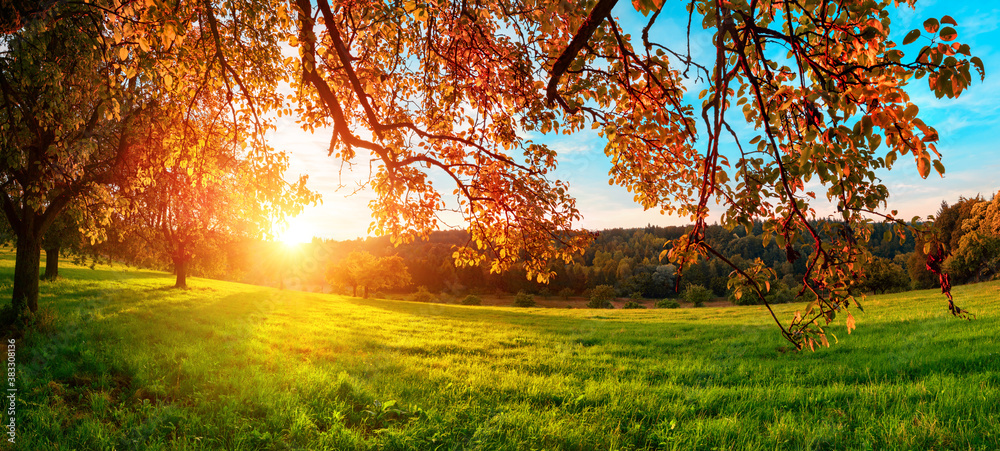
[407, 286, 436, 303]
[558, 288, 575, 300]
[587, 285, 615, 309]
[622, 301, 645, 309]
[460, 295, 482, 306]
[512, 291, 535, 307]
[656, 299, 680, 309]
[684, 285, 712, 308]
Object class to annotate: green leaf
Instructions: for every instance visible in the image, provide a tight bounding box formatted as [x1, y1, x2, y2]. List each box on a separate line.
[902, 29, 921, 45]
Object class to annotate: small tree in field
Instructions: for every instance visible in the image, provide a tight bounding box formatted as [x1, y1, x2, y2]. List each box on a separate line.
[513, 291, 535, 307]
[684, 285, 712, 308]
[326, 252, 412, 298]
[587, 285, 615, 309]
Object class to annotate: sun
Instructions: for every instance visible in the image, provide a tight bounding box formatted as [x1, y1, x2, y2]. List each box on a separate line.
[275, 217, 317, 245]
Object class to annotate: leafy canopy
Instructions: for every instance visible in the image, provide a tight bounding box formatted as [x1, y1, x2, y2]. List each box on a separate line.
[287, 0, 983, 349]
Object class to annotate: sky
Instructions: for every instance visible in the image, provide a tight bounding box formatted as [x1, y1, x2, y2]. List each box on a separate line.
[270, 0, 1000, 243]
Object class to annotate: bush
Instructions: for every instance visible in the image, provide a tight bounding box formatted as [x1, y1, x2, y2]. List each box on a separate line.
[407, 286, 436, 303]
[622, 301, 645, 309]
[656, 299, 680, 309]
[460, 295, 482, 306]
[587, 284, 615, 309]
[513, 291, 535, 307]
[766, 286, 796, 304]
[684, 284, 712, 307]
[729, 283, 797, 306]
[629, 291, 643, 300]
[558, 288, 575, 300]
[729, 287, 762, 306]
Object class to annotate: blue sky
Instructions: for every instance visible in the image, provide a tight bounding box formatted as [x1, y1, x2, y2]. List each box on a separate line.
[271, 0, 1000, 242]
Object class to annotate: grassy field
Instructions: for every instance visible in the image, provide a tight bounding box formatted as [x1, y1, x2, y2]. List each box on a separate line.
[3, 249, 999, 450]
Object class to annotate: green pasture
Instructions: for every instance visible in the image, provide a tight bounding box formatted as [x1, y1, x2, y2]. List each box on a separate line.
[3, 249, 999, 450]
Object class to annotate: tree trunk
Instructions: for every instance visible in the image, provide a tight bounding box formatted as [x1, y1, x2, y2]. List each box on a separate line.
[43, 246, 59, 280]
[363, 285, 369, 299]
[174, 257, 188, 288]
[12, 232, 41, 314]
[352, 285, 357, 297]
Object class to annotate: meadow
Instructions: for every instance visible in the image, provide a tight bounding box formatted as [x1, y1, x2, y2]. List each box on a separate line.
[3, 249, 999, 450]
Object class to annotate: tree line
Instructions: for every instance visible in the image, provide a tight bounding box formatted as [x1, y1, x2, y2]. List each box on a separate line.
[69, 191, 1000, 306]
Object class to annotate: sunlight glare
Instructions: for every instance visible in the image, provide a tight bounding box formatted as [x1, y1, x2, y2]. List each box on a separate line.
[275, 217, 317, 244]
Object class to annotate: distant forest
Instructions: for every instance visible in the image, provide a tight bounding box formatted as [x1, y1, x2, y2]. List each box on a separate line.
[33, 193, 997, 304]
[243, 221, 917, 300]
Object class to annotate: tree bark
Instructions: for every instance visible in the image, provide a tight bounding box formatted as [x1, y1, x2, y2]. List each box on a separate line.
[174, 256, 188, 288]
[43, 246, 59, 280]
[12, 232, 41, 314]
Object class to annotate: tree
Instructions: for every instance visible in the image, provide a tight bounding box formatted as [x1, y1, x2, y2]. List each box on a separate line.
[0, 0, 293, 317]
[857, 256, 910, 294]
[40, 205, 91, 281]
[325, 251, 412, 298]
[684, 284, 712, 308]
[117, 83, 313, 289]
[287, 0, 982, 349]
[945, 191, 1000, 282]
[0, 6, 138, 315]
[587, 284, 615, 308]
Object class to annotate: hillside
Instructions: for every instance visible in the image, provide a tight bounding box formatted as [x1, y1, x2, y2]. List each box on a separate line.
[4, 249, 1000, 450]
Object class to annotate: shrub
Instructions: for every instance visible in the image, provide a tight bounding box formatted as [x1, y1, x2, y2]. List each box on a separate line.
[629, 291, 643, 300]
[513, 291, 535, 307]
[729, 287, 761, 306]
[407, 286, 436, 303]
[460, 295, 482, 306]
[656, 299, 680, 309]
[729, 283, 797, 306]
[767, 286, 796, 304]
[684, 284, 712, 307]
[538, 288, 551, 298]
[558, 288, 575, 300]
[587, 284, 615, 309]
[622, 301, 645, 309]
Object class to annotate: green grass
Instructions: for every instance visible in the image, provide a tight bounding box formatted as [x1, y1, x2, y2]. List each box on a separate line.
[4, 248, 1000, 450]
